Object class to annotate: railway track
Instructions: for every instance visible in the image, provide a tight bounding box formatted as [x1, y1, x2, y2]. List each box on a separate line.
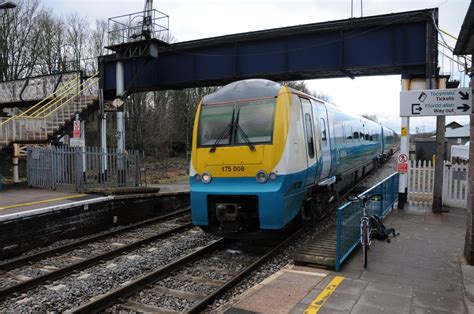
[0, 208, 192, 301]
[73, 226, 306, 313]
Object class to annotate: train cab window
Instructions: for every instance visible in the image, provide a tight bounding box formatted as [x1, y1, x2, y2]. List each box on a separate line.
[235, 99, 275, 144]
[198, 98, 276, 147]
[198, 105, 234, 146]
[305, 114, 315, 158]
[320, 118, 327, 146]
[364, 131, 370, 141]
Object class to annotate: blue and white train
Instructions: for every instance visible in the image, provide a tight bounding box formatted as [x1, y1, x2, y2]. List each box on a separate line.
[190, 79, 397, 238]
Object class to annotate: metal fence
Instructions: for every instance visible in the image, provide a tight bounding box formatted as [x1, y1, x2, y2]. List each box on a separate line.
[27, 146, 141, 192]
[335, 173, 399, 271]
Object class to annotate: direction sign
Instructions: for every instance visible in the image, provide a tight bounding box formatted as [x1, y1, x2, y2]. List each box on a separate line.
[400, 87, 472, 117]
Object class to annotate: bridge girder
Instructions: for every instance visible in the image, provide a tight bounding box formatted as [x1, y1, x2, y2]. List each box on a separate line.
[101, 8, 438, 98]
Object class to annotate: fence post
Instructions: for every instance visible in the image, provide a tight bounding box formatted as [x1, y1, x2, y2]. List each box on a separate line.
[335, 208, 342, 271]
[76, 147, 83, 192]
[51, 147, 56, 190]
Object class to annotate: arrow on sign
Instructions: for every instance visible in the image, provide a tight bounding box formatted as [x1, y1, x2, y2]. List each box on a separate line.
[459, 91, 469, 100]
[412, 104, 422, 115]
[457, 103, 471, 112]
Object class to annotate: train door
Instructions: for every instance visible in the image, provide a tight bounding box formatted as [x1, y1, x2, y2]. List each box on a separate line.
[300, 98, 317, 186]
[314, 102, 332, 179]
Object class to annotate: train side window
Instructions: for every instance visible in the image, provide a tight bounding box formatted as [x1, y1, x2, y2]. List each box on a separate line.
[335, 123, 344, 145]
[305, 114, 315, 158]
[353, 130, 359, 140]
[346, 126, 353, 143]
[320, 118, 327, 146]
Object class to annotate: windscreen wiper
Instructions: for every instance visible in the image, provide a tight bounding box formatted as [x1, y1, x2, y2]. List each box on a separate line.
[209, 123, 232, 153]
[235, 124, 256, 151]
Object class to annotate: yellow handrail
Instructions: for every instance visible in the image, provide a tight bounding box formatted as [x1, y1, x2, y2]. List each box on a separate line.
[31, 72, 99, 119]
[0, 75, 80, 125]
[40, 72, 99, 119]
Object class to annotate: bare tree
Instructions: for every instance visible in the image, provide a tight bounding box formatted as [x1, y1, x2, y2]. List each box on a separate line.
[63, 13, 88, 73]
[35, 11, 64, 75]
[362, 114, 378, 122]
[0, 0, 44, 81]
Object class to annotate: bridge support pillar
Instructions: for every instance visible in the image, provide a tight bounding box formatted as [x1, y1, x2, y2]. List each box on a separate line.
[116, 61, 126, 186]
[99, 89, 108, 183]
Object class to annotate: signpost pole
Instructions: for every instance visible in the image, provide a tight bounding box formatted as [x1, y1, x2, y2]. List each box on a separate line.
[432, 78, 447, 213]
[398, 79, 411, 209]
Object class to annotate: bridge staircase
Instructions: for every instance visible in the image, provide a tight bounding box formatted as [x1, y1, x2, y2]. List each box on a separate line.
[0, 73, 99, 148]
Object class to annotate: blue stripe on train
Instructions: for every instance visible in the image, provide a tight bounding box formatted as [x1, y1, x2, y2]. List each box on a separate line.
[190, 169, 309, 230]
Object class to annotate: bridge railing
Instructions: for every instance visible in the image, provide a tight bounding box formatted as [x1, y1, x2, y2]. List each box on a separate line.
[0, 71, 82, 105]
[0, 73, 99, 145]
[335, 172, 399, 271]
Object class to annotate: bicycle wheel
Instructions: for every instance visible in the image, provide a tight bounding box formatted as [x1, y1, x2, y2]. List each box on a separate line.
[362, 224, 368, 268]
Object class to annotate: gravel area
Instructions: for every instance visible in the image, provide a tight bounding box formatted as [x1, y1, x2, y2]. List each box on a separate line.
[0, 219, 187, 290]
[0, 228, 217, 312]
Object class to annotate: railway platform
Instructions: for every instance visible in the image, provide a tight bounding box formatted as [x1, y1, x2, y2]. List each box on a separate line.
[0, 183, 190, 259]
[0, 182, 189, 221]
[226, 204, 471, 313]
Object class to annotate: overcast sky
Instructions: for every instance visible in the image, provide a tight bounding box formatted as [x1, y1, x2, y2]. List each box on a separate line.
[42, 0, 471, 133]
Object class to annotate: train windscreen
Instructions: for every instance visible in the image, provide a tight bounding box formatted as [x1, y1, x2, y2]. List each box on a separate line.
[198, 98, 276, 147]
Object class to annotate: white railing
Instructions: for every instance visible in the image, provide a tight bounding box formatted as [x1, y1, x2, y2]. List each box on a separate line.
[443, 162, 468, 208]
[408, 159, 468, 208]
[0, 73, 99, 146]
[408, 160, 435, 206]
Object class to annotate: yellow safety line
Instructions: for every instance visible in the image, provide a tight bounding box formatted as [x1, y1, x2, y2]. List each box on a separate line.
[0, 194, 88, 210]
[304, 276, 345, 314]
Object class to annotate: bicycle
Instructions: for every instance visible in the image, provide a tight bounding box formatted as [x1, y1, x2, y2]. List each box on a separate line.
[347, 194, 383, 268]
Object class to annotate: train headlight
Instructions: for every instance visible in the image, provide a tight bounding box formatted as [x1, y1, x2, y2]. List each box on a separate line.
[256, 170, 268, 184]
[201, 172, 212, 184]
[268, 172, 277, 181]
[194, 174, 201, 182]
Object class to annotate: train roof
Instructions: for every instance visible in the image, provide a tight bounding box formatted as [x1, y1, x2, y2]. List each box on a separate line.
[203, 79, 281, 105]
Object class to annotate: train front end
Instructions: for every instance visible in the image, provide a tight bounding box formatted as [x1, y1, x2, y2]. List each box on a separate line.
[190, 80, 296, 238]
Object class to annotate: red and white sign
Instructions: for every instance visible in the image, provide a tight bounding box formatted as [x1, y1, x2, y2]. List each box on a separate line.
[398, 154, 408, 163]
[397, 163, 408, 173]
[397, 153, 408, 173]
[73, 121, 81, 138]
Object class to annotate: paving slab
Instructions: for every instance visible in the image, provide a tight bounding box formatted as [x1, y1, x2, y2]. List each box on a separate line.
[224, 204, 470, 313]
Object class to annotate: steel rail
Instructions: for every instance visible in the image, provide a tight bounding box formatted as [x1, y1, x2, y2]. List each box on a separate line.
[72, 239, 227, 314]
[73, 225, 308, 313]
[187, 225, 308, 313]
[0, 222, 193, 301]
[0, 207, 190, 272]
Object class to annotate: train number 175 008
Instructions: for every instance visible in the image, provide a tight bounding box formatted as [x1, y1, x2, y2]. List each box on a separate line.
[221, 165, 245, 172]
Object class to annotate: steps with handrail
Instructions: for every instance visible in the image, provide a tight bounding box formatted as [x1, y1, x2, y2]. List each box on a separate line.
[0, 73, 99, 147]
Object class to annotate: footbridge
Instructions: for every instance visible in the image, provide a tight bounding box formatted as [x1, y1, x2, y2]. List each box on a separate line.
[0, 8, 439, 192]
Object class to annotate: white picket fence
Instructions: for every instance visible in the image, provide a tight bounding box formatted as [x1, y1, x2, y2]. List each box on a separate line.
[407, 160, 468, 208]
[408, 160, 435, 206]
[443, 162, 468, 208]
